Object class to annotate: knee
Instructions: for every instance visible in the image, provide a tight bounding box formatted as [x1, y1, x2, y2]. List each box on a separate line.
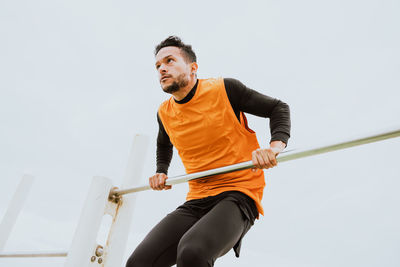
[125, 250, 150, 267]
[125, 255, 135, 267]
[125, 254, 139, 267]
[177, 242, 210, 267]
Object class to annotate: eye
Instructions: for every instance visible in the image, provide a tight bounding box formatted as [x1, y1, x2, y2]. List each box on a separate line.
[167, 58, 174, 63]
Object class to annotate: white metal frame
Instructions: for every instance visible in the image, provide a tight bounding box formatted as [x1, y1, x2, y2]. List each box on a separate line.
[64, 134, 149, 267]
[0, 175, 34, 252]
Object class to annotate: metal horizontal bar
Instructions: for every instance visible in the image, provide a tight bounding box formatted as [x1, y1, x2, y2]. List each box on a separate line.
[0, 251, 68, 258]
[112, 128, 400, 197]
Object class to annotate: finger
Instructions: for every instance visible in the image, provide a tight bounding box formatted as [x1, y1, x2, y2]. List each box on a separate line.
[158, 174, 167, 188]
[267, 149, 277, 166]
[156, 176, 164, 190]
[252, 151, 262, 169]
[159, 175, 169, 190]
[152, 179, 159, 190]
[251, 151, 257, 168]
[162, 176, 170, 190]
[152, 175, 159, 190]
[257, 153, 267, 168]
[258, 150, 271, 169]
[255, 150, 270, 169]
[263, 150, 276, 169]
[149, 177, 156, 190]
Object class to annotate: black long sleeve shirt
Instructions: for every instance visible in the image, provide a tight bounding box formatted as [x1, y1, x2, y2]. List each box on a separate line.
[156, 78, 291, 174]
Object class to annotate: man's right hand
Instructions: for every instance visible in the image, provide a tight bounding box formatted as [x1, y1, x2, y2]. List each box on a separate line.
[149, 173, 172, 191]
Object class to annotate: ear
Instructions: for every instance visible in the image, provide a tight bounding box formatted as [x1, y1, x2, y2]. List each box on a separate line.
[190, 62, 198, 75]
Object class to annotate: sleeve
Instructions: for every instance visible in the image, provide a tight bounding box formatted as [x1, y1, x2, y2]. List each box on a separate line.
[224, 78, 291, 146]
[156, 112, 173, 174]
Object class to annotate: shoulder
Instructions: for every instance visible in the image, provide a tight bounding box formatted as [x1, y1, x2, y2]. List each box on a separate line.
[223, 78, 247, 90]
[200, 77, 224, 87]
[223, 78, 250, 101]
[195, 78, 225, 96]
[158, 97, 174, 114]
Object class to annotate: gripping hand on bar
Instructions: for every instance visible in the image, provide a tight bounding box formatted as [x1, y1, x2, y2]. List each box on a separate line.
[149, 173, 172, 191]
[148, 141, 286, 191]
[251, 141, 286, 171]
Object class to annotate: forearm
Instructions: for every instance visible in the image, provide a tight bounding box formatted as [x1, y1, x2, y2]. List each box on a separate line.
[269, 101, 291, 145]
[156, 144, 172, 174]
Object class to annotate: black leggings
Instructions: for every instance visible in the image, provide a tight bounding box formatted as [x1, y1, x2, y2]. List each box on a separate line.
[126, 197, 251, 267]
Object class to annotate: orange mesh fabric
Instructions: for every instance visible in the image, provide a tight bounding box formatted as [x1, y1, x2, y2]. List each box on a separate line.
[158, 78, 265, 216]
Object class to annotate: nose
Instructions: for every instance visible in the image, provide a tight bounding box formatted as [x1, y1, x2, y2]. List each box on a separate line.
[158, 63, 167, 74]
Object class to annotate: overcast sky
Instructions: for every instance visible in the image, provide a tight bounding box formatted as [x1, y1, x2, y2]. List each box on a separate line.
[1, 0, 399, 266]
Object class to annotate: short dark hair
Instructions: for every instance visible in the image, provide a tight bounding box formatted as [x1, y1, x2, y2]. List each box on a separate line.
[154, 36, 197, 63]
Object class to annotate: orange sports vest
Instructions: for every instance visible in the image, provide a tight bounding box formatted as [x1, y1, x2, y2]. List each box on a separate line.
[158, 77, 265, 216]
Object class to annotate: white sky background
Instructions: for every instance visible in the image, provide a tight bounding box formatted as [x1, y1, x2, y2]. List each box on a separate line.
[0, 0, 399, 266]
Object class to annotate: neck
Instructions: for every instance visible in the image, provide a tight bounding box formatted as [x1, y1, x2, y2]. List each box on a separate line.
[172, 77, 197, 101]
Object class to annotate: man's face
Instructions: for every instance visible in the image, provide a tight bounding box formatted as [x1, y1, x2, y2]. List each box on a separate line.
[155, 46, 192, 94]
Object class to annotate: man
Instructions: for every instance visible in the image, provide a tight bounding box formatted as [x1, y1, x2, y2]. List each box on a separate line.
[126, 36, 290, 267]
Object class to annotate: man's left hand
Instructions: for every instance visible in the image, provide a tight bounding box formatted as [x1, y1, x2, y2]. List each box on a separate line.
[251, 141, 286, 170]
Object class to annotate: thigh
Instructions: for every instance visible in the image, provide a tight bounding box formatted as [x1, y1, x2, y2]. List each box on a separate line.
[178, 199, 247, 263]
[126, 206, 198, 267]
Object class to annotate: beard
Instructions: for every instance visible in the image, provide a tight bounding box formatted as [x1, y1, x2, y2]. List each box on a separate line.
[162, 73, 189, 94]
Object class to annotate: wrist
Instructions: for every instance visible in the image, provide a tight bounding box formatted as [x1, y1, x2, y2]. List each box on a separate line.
[269, 141, 286, 155]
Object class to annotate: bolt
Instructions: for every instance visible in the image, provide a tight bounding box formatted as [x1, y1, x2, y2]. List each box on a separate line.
[108, 187, 121, 203]
[95, 245, 104, 257]
[98, 257, 103, 264]
[91, 256, 96, 262]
